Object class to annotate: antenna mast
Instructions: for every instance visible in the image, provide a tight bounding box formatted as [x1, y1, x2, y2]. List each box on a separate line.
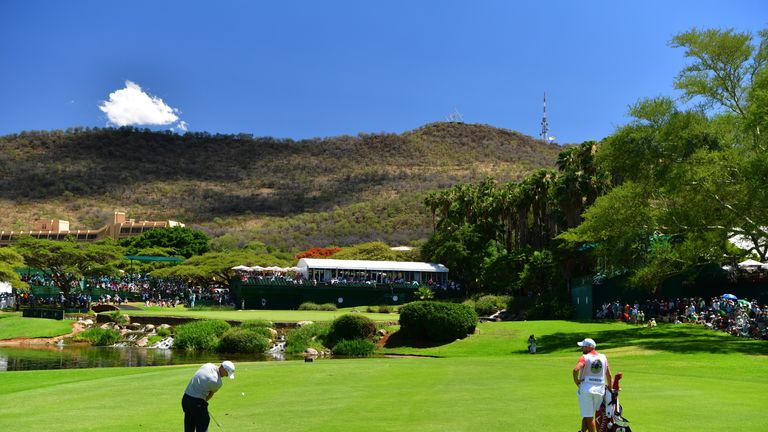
[447, 108, 463, 123]
[540, 92, 549, 142]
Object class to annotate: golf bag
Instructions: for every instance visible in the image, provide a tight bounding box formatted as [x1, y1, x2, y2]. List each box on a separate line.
[595, 372, 632, 432]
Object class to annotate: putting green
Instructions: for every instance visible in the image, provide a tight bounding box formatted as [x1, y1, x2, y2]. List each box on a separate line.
[1, 321, 766, 431]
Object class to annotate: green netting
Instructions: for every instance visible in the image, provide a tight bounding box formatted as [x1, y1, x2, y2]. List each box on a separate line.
[124, 255, 184, 262]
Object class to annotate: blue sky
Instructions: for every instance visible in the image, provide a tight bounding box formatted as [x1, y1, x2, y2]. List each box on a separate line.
[0, 1, 764, 143]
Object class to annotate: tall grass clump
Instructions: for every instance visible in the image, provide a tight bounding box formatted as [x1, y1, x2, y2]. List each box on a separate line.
[298, 302, 337, 311]
[73, 328, 121, 346]
[218, 328, 270, 353]
[332, 339, 376, 357]
[285, 322, 330, 354]
[473, 295, 510, 316]
[398, 301, 478, 342]
[174, 320, 231, 351]
[326, 314, 376, 347]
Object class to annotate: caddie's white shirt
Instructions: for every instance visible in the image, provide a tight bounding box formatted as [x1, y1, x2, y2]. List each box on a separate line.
[578, 351, 608, 394]
[184, 363, 223, 400]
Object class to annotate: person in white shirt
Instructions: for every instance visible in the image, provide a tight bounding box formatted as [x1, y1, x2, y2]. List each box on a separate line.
[181, 361, 235, 432]
[572, 338, 612, 432]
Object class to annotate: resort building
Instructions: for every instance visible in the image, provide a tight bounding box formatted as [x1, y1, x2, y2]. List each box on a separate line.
[0, 212, 184, 246]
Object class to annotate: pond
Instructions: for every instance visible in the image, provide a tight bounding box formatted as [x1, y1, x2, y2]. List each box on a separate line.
[0, 344, 293, 372]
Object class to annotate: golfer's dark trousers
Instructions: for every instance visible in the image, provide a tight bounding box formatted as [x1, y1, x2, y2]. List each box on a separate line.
[182, 393, 210, 432]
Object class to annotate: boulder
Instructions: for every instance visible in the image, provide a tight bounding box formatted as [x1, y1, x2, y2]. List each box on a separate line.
[81, 319, 94, 326]
[267, 328, 278, 338]
[135, 337, 149, 347]
[100, 323, 113, 330]
[304, 348, 319, 356]
[297, 321, 314, 327]
[377, 329, 388, 337]
[143, 324, 156, 333]
[158, 324, 172, 331]
[128, 323, 142, 330]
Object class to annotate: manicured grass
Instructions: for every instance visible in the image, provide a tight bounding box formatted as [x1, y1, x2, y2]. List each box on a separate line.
[0, 313, 74, 340]
[1, 321, 766, 431]
[123, 303, 398, 322]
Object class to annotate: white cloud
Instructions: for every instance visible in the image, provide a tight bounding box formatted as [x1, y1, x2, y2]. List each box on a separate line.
[99, 81, 185, 129]
[176, 120, 188, 132]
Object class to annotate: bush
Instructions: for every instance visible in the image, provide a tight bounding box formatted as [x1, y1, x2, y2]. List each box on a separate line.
[240, 319, 274, 330]
[326, 314, 377, 347]
[285, 322, 330, 354]
[474, 295, 510, 316]
[174, 320, 231, 351]
[377, 304, 393, 314]
[218, 328, 270, 353]
[73, 328, 121, 346]
[398, 301, 478, 342]
[298, 302, 337, 311]
[332, 339, 376, 357]
[109, 311, 129, 326]
[157, 327, 171, 338]
[298, 302, 320, 311]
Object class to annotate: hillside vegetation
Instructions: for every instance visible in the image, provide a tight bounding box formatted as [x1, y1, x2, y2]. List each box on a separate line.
[0, 122, 562, 250]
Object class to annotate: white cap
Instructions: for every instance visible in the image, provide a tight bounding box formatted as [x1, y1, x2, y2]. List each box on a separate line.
[221, 361, 235, 379]
[577, 338, 596, 348]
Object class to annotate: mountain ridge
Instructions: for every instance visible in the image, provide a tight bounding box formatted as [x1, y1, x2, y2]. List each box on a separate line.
[0, 122, 565, 249]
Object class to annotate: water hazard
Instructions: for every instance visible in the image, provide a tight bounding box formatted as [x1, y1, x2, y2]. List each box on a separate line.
[0, 344, 292, 372]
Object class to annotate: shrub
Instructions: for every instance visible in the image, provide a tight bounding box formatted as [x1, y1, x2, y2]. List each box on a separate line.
[298, 302, 320, 311]
[218, 328, 270, 353]
[326, 314, 377, 347]
[73, 328, 121, 346]
[377, 304, 392, 314]
[240, 320, 274, 330]
[157, 327, 171, 337]
[474, 295, 510, 316]
[109, 311, 129, 326]
[415, 286, 434, 300]
[398, 301, 478, 342]
[332, 339, 376, 357]
[147, 335, 164, 346]
[319, 303, 337, 311]
[174, 320, 231, 351]
[285, 322, 330, 354]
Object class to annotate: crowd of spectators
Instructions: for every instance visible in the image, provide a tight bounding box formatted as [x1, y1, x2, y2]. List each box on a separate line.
[236, 270, 462, 291]
[597, 296, 768, 340]
[11, 273, 233, 309]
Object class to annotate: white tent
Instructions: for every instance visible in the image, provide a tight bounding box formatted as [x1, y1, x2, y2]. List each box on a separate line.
[249, 265, 265, 272]
[737, 259, 764, 268]
[0, 281, 11, 294]
[231, 265, 252, 271]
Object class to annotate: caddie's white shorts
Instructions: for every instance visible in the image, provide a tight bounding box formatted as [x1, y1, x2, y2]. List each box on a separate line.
[577, 386, 605, 418]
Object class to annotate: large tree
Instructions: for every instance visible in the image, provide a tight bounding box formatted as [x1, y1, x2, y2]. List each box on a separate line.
[0, 247, 27, 291]
[13, 237, 124, 295]
[562, 27, 768, 287]
[119, 226, 210, 258]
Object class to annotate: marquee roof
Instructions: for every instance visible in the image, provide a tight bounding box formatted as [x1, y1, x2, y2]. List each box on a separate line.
[297, 258, 448, 273]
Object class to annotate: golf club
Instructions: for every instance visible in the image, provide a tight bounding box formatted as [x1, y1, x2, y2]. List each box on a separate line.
[209, 411, 223, 430]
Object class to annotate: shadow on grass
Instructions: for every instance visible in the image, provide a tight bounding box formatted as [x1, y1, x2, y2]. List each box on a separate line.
[538, 324, 768, 355]
[383, 330, 455, 349]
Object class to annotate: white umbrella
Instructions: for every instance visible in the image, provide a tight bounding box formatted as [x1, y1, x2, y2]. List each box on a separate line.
[738, 259, 764, 268]
[249, 265, 265, 271]
[265, 266, 284, 272]
[232, 265, 251, 271]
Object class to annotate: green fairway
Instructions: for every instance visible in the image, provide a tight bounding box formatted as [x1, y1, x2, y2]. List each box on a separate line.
[1, 320, 766, 431]
[123, 304, 398, 322]
[0, 313, 74, 340]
